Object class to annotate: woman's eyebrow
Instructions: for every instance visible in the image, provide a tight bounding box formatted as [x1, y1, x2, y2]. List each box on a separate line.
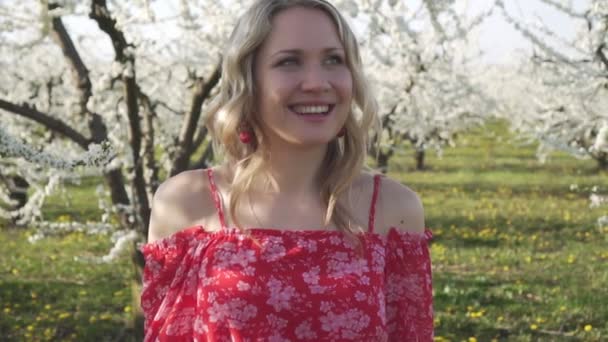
[271, 47, 344, 57]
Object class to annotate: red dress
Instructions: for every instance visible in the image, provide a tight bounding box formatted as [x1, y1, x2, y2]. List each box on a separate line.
[140, 169, 434, 341]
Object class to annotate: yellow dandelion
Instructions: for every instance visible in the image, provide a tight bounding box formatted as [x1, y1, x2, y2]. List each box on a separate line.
[530, 324, 538, 330]
[584, 325, 592, 332]
[468, 337, 477, 342]
[433, 336, 450, 342]
[567, 255, 576, 264]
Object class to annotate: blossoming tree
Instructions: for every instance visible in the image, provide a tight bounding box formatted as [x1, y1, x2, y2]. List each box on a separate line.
[340, 0, 496, 171]
[1, 0, 496, 241]
[495, 0, 608, 169]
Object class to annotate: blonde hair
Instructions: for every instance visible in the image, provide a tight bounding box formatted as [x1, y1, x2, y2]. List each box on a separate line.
[204, 0, 380, 247]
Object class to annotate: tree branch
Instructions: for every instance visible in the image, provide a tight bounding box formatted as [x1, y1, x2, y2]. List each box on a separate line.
[49, 3, 91, 115]
[139, 92, 159, 197]
[0, 99, 90, 148]
[596, 43, 608, 71]
[170, 63, 221, 176]
[90, 0, 149, 232]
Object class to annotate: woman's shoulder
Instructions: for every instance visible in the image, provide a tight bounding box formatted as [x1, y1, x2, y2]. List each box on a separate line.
[353, 171, 425, 236]
[147, 168, 217, 243]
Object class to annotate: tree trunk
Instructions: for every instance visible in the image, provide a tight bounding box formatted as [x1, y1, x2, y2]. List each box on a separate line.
[597, 152, 607, 171]
[415, 149, 426, 170]
[376, 151, 391, 174]
[7, 175, 29, 226]
[130, 241, 145, 341]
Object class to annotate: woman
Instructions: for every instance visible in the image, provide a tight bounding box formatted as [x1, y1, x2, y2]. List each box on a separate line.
[141, 0, 434, 340]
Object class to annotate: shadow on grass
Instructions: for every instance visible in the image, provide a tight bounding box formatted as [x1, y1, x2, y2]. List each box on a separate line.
[0, 279, 135, 341]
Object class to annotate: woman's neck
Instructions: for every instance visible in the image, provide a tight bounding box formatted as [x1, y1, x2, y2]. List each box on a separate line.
[227, 143, 329, 199]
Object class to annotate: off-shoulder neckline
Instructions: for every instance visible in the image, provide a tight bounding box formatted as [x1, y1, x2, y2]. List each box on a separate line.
[141, 225, 432, 250]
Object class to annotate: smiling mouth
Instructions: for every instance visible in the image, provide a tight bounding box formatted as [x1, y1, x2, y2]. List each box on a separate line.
[289, 104, 335, 116]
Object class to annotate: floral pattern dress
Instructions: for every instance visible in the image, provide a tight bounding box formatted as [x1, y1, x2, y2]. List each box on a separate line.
[140, 169, 434, 341]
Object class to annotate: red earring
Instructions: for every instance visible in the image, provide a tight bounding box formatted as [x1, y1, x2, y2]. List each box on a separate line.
[337, 127, 346, 138]
[239, 130, 253, 144]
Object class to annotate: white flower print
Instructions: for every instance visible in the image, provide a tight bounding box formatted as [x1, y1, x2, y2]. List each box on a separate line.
[386, 273, 423, 302]
[165, 307, 195, 336]
[319, 308, 371, 338]
[302, 266, 320, 284]
[214, 242, 256, 269]
[295, 319, 318, 339]
[319, 301, 333, 313]
[193, 316, 207, 334]
[243, 265, 256, 276]
[377, 290, 386, 326]
[207, 291, 217, 303]
[370, 244, 386, 274]
[310, 284, 328, 294]
[140, 224, 434, 341]
[261, 236, 286, 262]
[329, 235, 343, 246]
[266, 277, 296, 312]
[207, 298, 257, 329]
[268, 335, 290, 342]
[237, 280, 251, 291]
[296, 238, 318, 253]
[327, 257, 369, 279]
[266, 314, 288, 331]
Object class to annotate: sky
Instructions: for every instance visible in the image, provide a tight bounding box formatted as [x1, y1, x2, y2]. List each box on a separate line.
[155, 0, 592, 65]
[468, 0, 590, 64]
[52, 0, 591, 65]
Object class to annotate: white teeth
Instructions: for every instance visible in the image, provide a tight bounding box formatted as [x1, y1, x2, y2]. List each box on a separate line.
[292, 105, 330, 114]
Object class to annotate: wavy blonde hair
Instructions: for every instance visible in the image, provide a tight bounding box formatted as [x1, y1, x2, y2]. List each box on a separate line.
[204, 0, 380, 247]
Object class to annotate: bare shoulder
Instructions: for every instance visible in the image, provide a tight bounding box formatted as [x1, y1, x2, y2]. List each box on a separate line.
[147, 168, 216, 243]
[373, 174, 425, 236]
[345, 171, 424, 236]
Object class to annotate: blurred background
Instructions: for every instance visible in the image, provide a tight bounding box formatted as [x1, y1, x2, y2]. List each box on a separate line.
[1, 0, 606, 340]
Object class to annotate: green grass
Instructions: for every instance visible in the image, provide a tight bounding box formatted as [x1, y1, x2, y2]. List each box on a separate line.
[0, 230, 135, 341]
[387, 121, 607, 341]
[1, 119, 606, 341]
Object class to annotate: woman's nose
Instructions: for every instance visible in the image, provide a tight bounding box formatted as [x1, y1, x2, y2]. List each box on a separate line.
[300, 66, 331, 92]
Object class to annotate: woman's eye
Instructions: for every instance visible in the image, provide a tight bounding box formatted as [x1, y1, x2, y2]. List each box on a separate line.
[326, 55, 344, 65]
[277, 58, 298, 66]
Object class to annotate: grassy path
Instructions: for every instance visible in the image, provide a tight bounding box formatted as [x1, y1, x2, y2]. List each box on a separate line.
[1, 120, 606, 341]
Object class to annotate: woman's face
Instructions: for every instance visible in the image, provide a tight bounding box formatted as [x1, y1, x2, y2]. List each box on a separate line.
[253, 6, 353, 148]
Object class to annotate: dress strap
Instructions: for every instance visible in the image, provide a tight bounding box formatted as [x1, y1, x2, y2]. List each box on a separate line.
[206, 168, 227, 230]
[368, 174, 382, 234]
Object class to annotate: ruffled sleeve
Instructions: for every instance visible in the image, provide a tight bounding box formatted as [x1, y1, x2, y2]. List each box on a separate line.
[139, 226, 204, 334]
[384, 228, 434, 341]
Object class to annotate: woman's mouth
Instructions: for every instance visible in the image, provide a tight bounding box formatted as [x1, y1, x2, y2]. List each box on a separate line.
[289, 104, 335, 116]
